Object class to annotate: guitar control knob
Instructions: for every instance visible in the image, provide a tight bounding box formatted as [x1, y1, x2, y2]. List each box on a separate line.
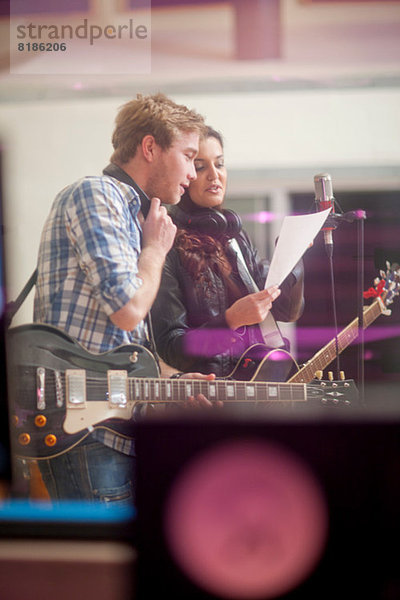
[18, 433, 31, 446]
[35, 415, 47, 428]
[45, 434, 57, 448]
[129, 352, 138, 363]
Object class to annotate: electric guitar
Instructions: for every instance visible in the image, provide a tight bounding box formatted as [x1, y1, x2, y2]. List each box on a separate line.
[7, 323, 356, 460]
[229, 262, 400, 383]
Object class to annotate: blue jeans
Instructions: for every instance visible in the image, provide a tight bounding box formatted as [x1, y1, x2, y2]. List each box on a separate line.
[37, 438, 136, 507]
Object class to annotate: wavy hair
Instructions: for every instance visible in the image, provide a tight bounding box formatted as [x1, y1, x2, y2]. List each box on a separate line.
[174, 127, 242, 299]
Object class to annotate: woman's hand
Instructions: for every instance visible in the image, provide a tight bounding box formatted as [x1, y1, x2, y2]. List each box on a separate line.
[225, 285, 281, 331]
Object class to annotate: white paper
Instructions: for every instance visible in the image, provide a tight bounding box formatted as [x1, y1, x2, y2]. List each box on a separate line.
[265, 208, 331, 288]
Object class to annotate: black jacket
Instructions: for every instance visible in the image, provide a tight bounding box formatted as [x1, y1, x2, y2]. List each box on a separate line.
[152, 211, 304, 377]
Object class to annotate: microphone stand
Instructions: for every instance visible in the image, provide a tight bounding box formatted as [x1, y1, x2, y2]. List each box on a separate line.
[322, 216, 340, 381]
[357, 213, 366, 405]
[326, 210, 366, 403]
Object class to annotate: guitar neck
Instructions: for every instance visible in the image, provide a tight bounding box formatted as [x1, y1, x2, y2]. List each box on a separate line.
[125, 377, 308, 404]
[288, 298, 384, 384]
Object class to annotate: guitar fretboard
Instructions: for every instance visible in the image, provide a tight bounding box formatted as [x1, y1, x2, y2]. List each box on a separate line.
[125, 378, 307, 404]
[288, 298, 383, 384]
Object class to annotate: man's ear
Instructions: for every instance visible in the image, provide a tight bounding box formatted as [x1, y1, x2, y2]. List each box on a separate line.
[141, 134, 158, 163]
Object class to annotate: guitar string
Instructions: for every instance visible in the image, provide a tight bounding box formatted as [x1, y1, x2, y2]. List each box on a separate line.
[30, 370, 307, 403]
[291, 298, 382, 383]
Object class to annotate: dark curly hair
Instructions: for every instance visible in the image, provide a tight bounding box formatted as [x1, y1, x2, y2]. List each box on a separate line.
[174, 127, 242, 299]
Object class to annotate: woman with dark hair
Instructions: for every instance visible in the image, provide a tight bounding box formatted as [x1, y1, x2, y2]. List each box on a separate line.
[152, 127, 305, 379]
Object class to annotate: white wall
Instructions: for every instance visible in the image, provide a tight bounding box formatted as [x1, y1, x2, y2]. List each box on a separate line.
[1, 86, 400, 324]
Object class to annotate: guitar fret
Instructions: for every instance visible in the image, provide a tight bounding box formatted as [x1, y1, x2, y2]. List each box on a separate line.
[218, 380, 228, 402]
[364, 301, 381, 328]
[231, 381, 242, 401]
[208, 382, 216, 399]
[226, 382, 235, 399]
[266, 384, 279, 401]
[171, 379, 181, 403]
[245, 384, 255, 399]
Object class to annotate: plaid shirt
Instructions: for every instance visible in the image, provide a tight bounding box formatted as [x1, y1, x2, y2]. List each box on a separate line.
[34, 175, 149, 455]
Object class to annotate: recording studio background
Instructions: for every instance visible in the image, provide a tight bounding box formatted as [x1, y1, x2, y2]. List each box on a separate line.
[0, 2, 399, 598]
[1, 0, 399, 409]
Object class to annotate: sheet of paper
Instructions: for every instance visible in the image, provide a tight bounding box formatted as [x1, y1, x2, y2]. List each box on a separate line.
[265, 208, 331, 288]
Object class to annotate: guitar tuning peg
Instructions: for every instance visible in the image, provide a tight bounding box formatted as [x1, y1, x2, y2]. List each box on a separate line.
[339, 371, 345, 380]
[315, 370, 323, 380]
[328, 371, 334, 381]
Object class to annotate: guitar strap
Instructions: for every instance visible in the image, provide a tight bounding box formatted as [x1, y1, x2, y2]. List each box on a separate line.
[229, 238, 286, 349]
[103, 163, 151, 217]
[5, 268, 38, 328]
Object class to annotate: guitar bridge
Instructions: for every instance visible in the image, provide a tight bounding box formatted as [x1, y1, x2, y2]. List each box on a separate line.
[66, 370, 86, 408]
[108, 370, 128, 408]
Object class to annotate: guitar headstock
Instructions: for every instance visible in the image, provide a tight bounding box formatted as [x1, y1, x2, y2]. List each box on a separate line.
[363, 261, 400, 312]
[307, 378, 359, 407]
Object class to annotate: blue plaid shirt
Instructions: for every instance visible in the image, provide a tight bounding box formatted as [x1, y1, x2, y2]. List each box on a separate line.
[34, 175, 149, 455]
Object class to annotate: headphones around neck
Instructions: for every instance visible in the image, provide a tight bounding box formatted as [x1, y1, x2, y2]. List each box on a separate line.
[173, 208, 242, 238]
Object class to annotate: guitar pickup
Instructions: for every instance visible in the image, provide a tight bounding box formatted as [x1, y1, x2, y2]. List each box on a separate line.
[36, 367, 45, 410]
[66, 370, 86, 408]
[108, 370, 128, 408]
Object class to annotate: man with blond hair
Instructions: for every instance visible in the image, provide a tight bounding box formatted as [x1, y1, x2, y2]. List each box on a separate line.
[32, 93, 213, 504]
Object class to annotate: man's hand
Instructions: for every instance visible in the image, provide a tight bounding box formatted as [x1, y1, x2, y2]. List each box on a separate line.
[180, 372, 223, 409]
[111, 198, 176, 331]
[225, 285, 281, 331]
[141, 197, 176, 258]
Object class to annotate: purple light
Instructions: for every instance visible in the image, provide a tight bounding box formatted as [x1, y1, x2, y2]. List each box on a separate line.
[242, 211, 276, 224]
[184, 329, 241, 358]
[296, 326, 400, 348]
[268, 349, 290, 362]
[354, 209, 367, 219]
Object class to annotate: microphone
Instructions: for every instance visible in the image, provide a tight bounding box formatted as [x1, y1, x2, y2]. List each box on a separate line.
[314, 173, 335, 254]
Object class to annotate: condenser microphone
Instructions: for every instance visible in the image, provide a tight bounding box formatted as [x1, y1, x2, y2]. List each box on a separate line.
[314, 173, 335, 252]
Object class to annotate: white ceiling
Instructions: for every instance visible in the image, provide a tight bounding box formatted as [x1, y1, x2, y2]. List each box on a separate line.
[1, 0, 400, 102]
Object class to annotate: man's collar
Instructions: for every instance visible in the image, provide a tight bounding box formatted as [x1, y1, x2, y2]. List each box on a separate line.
[103, 163, 150, 217]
